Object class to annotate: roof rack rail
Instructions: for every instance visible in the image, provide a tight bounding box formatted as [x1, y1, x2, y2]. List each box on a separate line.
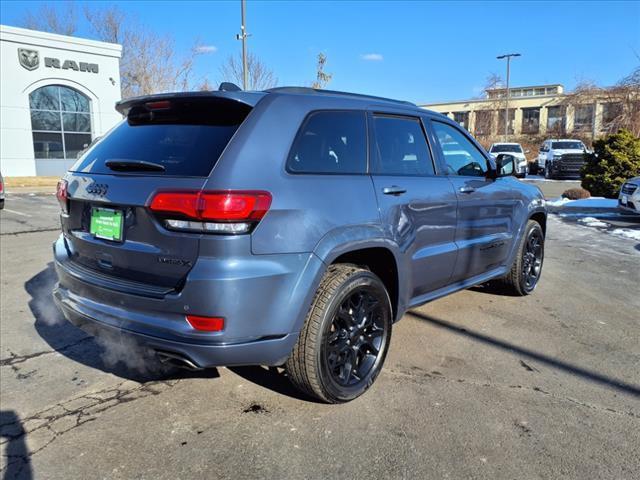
[264, 86, 415, 106]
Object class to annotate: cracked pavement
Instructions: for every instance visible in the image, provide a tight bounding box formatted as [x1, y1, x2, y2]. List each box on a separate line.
[1, 195, 639, 479]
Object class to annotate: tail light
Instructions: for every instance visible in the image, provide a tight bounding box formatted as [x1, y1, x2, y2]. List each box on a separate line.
[56, 179, 69, 213]
[150, 190, 271, 234]
[185, 315, 225, 332]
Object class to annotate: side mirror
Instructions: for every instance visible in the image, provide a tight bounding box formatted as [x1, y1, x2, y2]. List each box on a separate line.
[495, 153, 516, 177]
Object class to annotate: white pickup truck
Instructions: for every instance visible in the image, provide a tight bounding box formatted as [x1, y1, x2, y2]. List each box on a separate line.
[537, 139, 588, 179]
[488, 143, 529, 178]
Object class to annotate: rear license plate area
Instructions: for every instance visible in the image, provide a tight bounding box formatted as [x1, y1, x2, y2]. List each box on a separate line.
[90, 207, 124, 242]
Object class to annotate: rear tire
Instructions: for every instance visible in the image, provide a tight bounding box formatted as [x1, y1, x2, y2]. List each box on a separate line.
[285, 264, 392, 403]
[501, 220, 544, 296]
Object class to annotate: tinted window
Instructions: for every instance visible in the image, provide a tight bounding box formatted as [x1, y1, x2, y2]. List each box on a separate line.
[432, 122, 488, 177]
[287, 111, 366, 174]
[491, 144, 523, 153]
[372, 115, 434, 176]
[71, 99, 250, 176]
[551, 141, 585, 150]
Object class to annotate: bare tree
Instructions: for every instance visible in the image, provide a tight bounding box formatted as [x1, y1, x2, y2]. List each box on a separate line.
[21, 3, 207, 97]
[472, 72, 504, 139]
[219, 52, 277, 90]
[22, 1, 77, 36]
[197, 78, 215, 91]
[482, 72, 504, 97]
[312, 53, 332, 89]
[562, 71, 640, 138]
[83, 5, 204, 97]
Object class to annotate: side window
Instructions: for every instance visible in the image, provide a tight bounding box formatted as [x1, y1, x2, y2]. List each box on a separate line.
[372, 115, 434, 176]
[431, 121, 488, 177]
[287, 111, 366, 174]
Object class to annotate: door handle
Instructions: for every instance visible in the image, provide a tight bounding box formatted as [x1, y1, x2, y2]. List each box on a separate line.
[459, 186, 476, 194]
[382, 186, 407, 196]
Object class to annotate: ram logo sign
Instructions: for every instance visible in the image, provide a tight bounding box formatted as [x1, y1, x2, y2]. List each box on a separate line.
[17, 48, 99, 73]
[18, 48, 39, 71]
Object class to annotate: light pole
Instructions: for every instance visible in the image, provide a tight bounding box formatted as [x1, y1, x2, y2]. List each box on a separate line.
[236, 0, 250, 90]
[496, 53, 521, 141]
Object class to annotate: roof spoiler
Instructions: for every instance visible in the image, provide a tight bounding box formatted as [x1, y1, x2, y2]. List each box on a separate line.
[115, 90, 262, 116]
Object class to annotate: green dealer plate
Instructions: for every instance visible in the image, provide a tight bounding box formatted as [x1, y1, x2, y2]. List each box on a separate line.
[90, 207, 124, 241]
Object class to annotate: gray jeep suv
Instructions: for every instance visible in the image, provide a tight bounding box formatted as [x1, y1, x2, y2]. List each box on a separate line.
[53, 87, 547, 403]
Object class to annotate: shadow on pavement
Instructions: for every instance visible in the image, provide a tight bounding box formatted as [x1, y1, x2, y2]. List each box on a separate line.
[229, 366, 321, 403]
[25, 263, 219, 383]
[0, 410, 32, 480]
[408, 310, 640, 398]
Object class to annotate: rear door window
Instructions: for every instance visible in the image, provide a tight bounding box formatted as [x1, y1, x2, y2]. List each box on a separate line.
[287, 111, 367, 174]
[70, 98, 251, 176]
[371, 115, 435, 176]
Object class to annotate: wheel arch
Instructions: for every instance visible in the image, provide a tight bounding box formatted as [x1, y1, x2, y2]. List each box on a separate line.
[332, 247, 400, 321]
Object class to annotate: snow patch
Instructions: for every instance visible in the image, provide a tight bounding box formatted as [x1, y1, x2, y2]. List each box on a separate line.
[547, 197, 571, 207]
[611, 228, 640, 241]
[577, 217, 610, 228]
[565, 197, 617, 209]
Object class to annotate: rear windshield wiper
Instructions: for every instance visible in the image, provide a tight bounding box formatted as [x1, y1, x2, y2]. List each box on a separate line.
[105, 160, 166, 172]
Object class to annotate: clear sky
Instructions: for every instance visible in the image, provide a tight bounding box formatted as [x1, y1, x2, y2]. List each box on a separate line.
[1, 0, 639, 104]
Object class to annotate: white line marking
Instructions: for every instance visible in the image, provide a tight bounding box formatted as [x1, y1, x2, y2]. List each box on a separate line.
[2, 208, 32, 217]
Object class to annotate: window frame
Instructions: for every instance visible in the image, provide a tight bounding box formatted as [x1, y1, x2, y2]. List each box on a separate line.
[427, 118, 493, 178]
[285, 109, 369, 176]
[29, 85, 93, 161]
[368, 112, 438, 178]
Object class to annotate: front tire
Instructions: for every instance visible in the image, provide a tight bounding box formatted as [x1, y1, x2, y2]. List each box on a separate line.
[544, 163, 553, 179]
[285, 264, 392, 403]
[501, 220, 545, 296]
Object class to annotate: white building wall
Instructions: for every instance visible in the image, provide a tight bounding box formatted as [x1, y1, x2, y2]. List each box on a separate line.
[0, 25, 122, 176]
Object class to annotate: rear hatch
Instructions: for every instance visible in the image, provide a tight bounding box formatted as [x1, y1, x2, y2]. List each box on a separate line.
[59, 94, 258, 293]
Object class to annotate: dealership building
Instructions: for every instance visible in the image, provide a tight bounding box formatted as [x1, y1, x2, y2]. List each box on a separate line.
[420, 84, 623, 140]
[0, 25, 122, 176]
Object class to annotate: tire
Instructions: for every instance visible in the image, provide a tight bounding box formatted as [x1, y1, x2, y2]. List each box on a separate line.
[285, 264, 392, 403]
[544, 163, 553, 179]
[501, 220, 544, 296]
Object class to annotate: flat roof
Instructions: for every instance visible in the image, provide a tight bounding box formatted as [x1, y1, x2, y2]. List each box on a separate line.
[0, 24, 122, 58]
[487, 84, 563, 91]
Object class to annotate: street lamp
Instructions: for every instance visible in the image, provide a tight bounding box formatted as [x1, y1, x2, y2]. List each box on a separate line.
[496, 53, 521, 141]
[236, 0, 251, 90]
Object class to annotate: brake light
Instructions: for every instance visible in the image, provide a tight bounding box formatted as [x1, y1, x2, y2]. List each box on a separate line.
[149, 190, 271, 234]
[56, 179, 68, 213]
[145, 100, 171, 110]
[185, 315, 225, 332]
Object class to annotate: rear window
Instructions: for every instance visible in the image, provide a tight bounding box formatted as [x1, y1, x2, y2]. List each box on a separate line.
[287, 111, 367, 174]
[70, 98, 251, 176]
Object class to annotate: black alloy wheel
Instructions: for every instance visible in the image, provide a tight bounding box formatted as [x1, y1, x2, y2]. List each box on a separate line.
[285, 264, 392, 403]
[521, 226, 544, 292]
[322, 288, 387, 387]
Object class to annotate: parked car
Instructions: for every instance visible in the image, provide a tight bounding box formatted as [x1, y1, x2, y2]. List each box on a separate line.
[52, 87, 547, 403]
[0, 171, 4, 209]
[537, 139, 588, 179]
[618, 177, 640, 214]
[488, 143, 529, 178]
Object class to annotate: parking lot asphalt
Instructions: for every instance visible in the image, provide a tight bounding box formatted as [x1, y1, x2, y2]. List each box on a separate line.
[1, 190, 639, 479]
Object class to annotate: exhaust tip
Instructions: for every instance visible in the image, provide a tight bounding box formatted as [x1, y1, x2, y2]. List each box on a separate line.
[156, 351, 201, 371]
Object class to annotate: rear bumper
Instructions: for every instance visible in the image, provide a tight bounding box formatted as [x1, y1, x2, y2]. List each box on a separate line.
[53, 285, 298, 367]
[53, 234, 325, 368]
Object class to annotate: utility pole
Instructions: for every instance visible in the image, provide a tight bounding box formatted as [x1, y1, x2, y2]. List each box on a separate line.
[236, 0, 250, 90]
[496, 53, 521, 141]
